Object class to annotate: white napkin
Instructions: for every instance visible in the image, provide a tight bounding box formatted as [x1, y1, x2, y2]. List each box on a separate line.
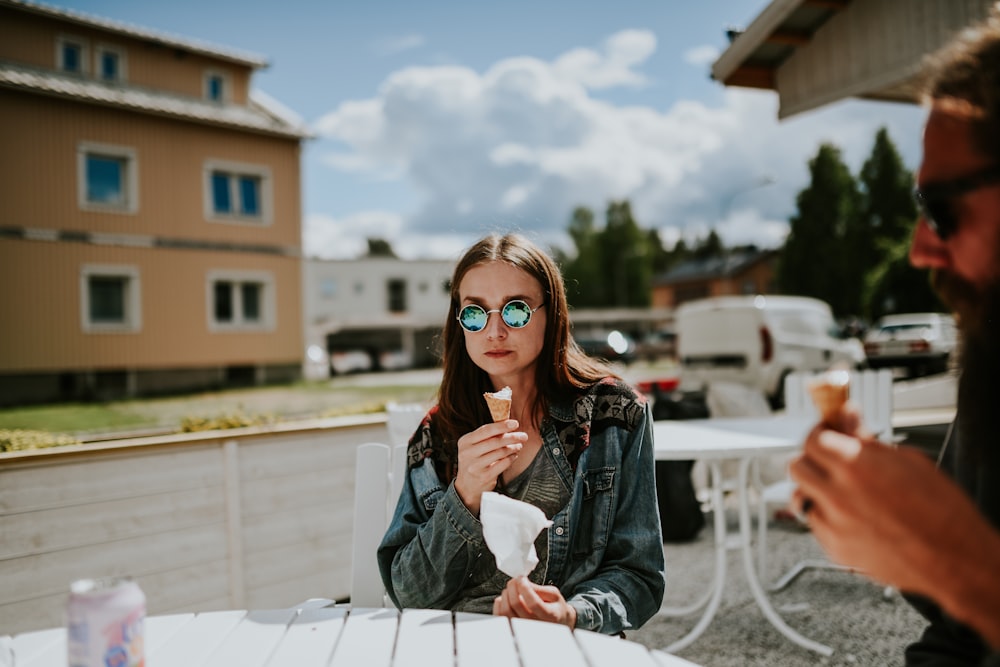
[480, 491, 553, 578]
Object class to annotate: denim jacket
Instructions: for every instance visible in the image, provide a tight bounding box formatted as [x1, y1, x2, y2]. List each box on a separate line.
[377, 378, 666, 635]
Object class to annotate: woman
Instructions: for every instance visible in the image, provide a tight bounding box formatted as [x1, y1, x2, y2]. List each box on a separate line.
[377, 232, 664, 635]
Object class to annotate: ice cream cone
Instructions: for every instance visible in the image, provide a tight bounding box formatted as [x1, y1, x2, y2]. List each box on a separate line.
[807, 368, 850, 422]
[484, 387, 512, 422]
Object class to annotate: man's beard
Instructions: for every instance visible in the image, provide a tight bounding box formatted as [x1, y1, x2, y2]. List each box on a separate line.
[935, 269, 1000, 462]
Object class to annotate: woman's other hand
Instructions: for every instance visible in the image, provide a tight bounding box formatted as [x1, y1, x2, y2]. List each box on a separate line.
[454, 420, 525, 515]
[493, 576, 577, 628]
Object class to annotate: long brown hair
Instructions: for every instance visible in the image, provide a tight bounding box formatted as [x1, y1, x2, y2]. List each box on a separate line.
[435, 233, 616, 447]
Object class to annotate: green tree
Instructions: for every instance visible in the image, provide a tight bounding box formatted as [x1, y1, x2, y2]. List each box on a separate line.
[777, 143, 860, 316]
[600, 200, 652, 307]
[561, 200, 654, 308]
[865, 235, 945, 318]
[691, 229, 726, 261]
[561, 206, 606, 307]
[855, 127, 931, 318]
[365, 238, 397, 258]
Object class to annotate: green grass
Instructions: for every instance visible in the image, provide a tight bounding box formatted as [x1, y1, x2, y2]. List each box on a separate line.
[0, 403, 149, 434]
[0, 378, 441, 438]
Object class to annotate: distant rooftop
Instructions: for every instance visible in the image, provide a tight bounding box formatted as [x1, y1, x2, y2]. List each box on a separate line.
[2, 0, 270, 68]
[653, 248, 778, 285]
[0, 63, 310, 138]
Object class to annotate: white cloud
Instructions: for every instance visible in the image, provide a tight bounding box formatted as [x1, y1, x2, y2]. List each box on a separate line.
[683, 44, 720, 67]
[309, 30, 927, 259]
[553, 29, 656, 90]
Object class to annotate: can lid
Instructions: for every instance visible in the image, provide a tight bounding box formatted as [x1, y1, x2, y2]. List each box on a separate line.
[70, 576, 135, 595]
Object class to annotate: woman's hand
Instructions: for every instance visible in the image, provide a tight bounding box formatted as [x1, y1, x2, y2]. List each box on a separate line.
[454, 420, 525, 515]
[493, 576, 577, 629]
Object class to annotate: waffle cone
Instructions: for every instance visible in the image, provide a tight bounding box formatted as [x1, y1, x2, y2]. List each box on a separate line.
[807, 372, 849, 422]
[484, 393, 512, 422]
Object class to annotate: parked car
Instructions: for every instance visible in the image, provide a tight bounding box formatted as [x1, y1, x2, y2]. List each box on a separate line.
[329, 349, 373, 375]
[863, 312, 958, 377]
[636, 329, 678, 361]
[674, 295, 866, 409]
[574, 330, 637, 363]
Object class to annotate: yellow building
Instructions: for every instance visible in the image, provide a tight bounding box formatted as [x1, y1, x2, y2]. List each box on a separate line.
[0, 0, 309, 406]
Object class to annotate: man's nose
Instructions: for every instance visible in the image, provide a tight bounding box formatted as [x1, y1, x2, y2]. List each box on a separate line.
[909, 217, 949, 270]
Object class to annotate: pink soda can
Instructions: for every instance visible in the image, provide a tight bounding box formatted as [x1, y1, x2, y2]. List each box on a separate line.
[67, 577, 145, 667]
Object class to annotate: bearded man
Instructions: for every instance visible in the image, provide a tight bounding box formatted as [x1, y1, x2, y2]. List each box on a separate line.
[790, 9, 1000, 666]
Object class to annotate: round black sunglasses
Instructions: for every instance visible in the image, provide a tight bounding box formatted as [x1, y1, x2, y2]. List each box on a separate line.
[913, 164, 1000, 240]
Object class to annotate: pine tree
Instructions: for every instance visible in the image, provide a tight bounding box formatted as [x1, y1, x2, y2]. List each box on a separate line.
[777, 143, 860, 316]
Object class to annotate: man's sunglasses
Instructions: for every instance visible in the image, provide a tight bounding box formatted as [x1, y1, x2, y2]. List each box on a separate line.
[913, 164, 1000, 240]
[456, 300, 543, 333]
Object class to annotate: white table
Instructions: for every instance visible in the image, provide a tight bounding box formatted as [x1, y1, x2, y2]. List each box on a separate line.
[653, 416, 835, 656]
[4, 604, 700, 667]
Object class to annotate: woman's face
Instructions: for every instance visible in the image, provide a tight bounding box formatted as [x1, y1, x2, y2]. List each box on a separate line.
[457, 261, 547, 387]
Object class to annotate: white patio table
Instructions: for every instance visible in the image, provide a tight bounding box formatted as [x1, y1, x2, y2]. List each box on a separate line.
[4, 604, 701, 667]
[653, 415, 835, 656]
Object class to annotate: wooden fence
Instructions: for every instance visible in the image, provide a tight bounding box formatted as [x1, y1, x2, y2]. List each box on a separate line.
[0, 414, 390, 635]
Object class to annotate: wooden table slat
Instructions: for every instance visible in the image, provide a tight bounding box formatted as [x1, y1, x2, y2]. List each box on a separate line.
[327, 607, 399, 667]
[13, 634, 63, 667]
[394, 609, 454, 667]
[10, 628, 62, 666]
[146, 613, 196, 655]
[201, 609, 297, 667]
[147, 609, 246, 667]
[454, 613, 520, 667]
[650, 648, 704, 667]
[511, 617, 587, 667]
[263, 607, 347, 667]
[575, 629, 659, 667]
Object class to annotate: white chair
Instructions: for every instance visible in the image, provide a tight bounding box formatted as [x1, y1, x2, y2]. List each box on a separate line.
[350, 441, 406, 607]
[756, 368, 893, 590]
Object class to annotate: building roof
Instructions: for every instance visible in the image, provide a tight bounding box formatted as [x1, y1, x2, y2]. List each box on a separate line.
[2, 0, 270, 68]
[711, 0, 995, 118]
[0, 62, 311, 138]
[653, 249, 778, 286]
[711, 0, 848, 93]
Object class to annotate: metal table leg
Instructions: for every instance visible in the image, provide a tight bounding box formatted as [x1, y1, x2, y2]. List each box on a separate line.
[659, 461, 728, 653]
[737, 457, 834, 656]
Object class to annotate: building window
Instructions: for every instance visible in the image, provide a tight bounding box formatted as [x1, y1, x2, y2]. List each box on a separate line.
[207, 270, 274, 331]
[321, 278, 337, 299]
[95, 44, 125, 83]
[78, 142, 138, 213]
[80, 265, 141, 333]
[204, 160, 271, 225]
[204, 71, 228, 102]
[387, 279, 407, 313]
[57, 36, 87, 75]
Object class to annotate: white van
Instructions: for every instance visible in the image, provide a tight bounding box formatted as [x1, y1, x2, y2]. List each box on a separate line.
[675, 295, 865, 408]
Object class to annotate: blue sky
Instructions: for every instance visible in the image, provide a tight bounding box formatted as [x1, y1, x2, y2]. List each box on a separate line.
[59, 0, 927, 260]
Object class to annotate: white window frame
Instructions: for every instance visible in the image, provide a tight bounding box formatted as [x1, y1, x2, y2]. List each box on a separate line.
[203, 69, 230, 103]
[77, 141, 139, 214]
[56, 34, 88, 75]
[80, 264, 142, 333]
[94, 43, 127, 83]
[206, 269, 276, 332]
[203, 159, 273, 225]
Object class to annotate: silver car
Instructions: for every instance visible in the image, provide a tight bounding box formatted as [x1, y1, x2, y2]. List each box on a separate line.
[863, 312, 958, 377]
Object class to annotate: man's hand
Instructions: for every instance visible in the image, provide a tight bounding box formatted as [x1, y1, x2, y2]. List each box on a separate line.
[453, 420, 525, 515]
[493, 576, 577, 629]
[789, 405, 1000, 648]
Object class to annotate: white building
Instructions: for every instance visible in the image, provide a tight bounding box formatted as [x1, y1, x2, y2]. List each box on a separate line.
[302, 257, 455, 377]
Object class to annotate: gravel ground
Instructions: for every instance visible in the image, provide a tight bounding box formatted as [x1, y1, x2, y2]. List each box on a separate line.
[629, 506, 927, 667]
